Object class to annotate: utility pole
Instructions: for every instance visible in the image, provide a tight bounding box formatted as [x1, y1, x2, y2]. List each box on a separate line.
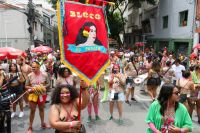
[27, 0, 35, 47]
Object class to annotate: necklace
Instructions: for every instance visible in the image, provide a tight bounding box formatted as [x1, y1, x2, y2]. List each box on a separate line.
[164, 107, 175, 120]
[161, 102, 175, 133]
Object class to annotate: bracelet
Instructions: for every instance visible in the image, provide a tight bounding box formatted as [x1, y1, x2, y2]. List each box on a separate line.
[181, 128, 184, 133]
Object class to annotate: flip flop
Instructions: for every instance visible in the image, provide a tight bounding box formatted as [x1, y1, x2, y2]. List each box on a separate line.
[41, 123, 51, 129]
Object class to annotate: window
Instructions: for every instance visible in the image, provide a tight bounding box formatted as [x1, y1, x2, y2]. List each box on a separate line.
[43, 15, 50, 25]
[129, 36, 131, 44]
[163, 16, 168, 28]
[41, 24, 43, 32]
[179, 10, 188, 27]
[34, 22, 37, 31]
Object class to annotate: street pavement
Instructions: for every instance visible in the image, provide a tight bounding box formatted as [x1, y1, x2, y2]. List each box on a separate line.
[11, 86, 200, 133]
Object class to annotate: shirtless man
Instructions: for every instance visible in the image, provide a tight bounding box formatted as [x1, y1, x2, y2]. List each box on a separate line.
[17, 56, 32, 106]
[26, 61, 50, 133]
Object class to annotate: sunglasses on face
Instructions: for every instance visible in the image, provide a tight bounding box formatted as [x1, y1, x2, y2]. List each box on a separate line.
[173, 91, 180, 96]
[60, 93, 70, 97]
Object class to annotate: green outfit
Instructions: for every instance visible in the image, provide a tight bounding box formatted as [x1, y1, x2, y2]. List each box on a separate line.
[145, 101, 193, 133]
[101, 78, 109, 101]
[101, 69, 109, 102]
[191, 71, 200, 83]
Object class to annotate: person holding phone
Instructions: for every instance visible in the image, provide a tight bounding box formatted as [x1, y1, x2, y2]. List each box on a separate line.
[108, 64, 125, 125]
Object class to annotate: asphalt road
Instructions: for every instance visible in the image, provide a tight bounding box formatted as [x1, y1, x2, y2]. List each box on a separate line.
[9, 86, 200, 133]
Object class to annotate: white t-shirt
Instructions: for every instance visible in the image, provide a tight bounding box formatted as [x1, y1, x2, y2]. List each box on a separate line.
[172, 64, 185, 80]
[130, 51, 134, 56]
[124, 53, 130, 61]
[1, 63, 9, 73]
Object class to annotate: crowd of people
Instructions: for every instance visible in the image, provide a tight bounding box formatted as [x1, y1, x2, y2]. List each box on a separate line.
[0, 47, 199, 132]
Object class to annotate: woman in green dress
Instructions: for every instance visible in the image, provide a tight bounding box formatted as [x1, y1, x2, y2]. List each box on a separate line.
[146, 83, 192, 133]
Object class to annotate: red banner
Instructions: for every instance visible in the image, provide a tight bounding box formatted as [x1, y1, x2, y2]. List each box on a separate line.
[58, 1, 109, 84]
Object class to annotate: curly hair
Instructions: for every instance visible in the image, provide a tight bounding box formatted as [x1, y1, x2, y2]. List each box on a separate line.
[58, 67, 72, 78]
[51, 84, 78, 105]
[157, 83, 179, 116]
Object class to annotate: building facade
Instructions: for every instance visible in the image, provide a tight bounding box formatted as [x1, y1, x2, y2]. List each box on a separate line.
[123, 0, 195, 56]
[34, 4, 57, 48]
[0, 2, 57, 50]
[123, 1, 142, 48]
[146, 0, 195, 56]
[123, 0, 159, 48]
[0, 4, 30, 50]
[194, 0, 200, 52]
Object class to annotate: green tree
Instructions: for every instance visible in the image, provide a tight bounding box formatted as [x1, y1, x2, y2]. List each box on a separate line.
[107, 12, 124, 46]
[109, 0, 157, 45]
[48, 0, 157, 45]
[48, 0, 156, 12]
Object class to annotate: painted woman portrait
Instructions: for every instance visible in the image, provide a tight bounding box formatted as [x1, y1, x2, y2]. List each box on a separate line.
[75, 22, 103, 47]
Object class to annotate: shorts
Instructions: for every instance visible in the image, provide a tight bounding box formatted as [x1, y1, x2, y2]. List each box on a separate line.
[109, 91, 125, 101]
[10, 85, 23, 95]
[126, 77, 135, 88]
[147, 77, 161, 86]
[28, 93, 47, 105]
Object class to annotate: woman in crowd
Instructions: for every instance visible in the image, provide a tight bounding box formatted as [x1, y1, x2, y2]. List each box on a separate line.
[144, 56, 153, 73]
[108, 64, 125, 125]
[162, 61, 175, 84]
[49, 82, 89, 133]
[191, 65, 200, 124]
[161, 51, 168, 68]
[124, 56, 138, 104]
[146, 83, 193, 133]
[0, 66, 5, 87]
[146, 61, 162, 101]
[56, 67, 76, 88]
[87, 82, 100, 123]
[176, 70, 195, 117]
[8, 63, 25, 118]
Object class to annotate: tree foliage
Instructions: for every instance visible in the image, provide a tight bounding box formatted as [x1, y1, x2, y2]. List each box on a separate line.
[48, 0, 157, 45]
[107, 12, 124, 42]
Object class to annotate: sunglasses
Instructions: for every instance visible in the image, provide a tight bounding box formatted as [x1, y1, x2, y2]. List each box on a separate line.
[60, 93, 70, 97]
[173, 91, 180, 96]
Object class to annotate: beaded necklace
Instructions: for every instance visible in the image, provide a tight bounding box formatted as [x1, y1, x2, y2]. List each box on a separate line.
[161, 101, 175, 133]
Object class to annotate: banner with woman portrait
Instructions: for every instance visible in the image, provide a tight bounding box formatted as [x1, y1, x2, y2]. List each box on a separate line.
[57, 1, 110, 84]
